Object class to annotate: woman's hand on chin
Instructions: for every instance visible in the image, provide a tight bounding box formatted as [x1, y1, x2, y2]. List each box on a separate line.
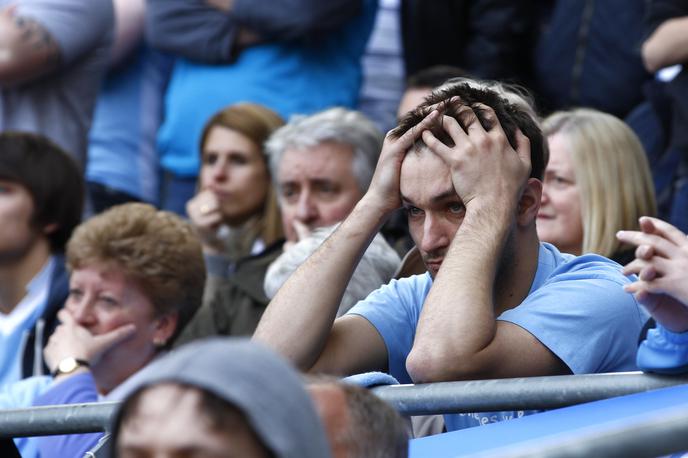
[44, 308, 137, 379]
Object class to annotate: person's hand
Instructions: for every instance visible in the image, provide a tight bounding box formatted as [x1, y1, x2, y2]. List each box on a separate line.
[186, 189, 225, 253]
[617, 217, 688, 332]
[44, 309, 136, 376]
[362, 109, 440, 214]
[421, 104, 531, 213]
[283, 219, 312, 251]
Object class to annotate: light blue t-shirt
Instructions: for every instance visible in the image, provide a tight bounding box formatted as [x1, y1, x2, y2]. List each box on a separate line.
[347, 242, 649, 431]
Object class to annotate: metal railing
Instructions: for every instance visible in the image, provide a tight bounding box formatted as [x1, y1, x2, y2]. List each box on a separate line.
[371, 371, 688, 415]
[1, 371, 687, 439]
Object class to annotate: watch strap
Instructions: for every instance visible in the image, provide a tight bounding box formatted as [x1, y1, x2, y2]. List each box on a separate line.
[51, 357, 90, 377]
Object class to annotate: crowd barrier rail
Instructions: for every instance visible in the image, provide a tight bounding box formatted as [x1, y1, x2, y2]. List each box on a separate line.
[1, 371, 687, 457]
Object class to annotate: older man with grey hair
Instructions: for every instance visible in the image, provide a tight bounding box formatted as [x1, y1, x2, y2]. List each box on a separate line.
[265, 107, 383, 243]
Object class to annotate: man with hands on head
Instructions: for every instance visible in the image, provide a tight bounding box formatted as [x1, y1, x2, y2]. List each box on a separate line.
[618, 217, 688, 373]
[254, 82, 649, 431]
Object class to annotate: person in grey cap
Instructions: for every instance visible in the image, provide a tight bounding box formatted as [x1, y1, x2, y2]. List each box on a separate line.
[111, 337, 331, 458]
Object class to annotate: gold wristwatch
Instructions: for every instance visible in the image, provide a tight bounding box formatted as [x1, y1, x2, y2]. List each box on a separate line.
[52, 357, 90, 377]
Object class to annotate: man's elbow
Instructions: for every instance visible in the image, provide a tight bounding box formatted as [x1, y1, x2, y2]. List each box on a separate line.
[406, 347, 483, 383]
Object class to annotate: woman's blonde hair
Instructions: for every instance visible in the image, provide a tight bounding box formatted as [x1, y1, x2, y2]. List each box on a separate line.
[199, 103, 285, 247]
[66, 203, 206, 345]
[543, 108, 657, 258]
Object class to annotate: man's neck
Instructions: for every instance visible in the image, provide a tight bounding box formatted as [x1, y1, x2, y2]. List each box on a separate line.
[494, 228, 541, 316]
[0, 239, 52, 315]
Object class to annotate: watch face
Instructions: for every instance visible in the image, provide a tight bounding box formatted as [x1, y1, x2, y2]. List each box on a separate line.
[58, 357, 79, 374]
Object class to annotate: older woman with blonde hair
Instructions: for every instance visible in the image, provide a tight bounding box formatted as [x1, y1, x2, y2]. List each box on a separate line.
[538, 108, 657, 263]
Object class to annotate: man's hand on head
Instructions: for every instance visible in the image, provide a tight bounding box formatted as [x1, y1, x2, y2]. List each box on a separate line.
[421, 104, 531, 215]
[363, 110, 440, 215]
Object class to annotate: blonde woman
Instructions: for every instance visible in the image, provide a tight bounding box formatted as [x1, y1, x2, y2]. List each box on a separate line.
[538, 108, 657, 263]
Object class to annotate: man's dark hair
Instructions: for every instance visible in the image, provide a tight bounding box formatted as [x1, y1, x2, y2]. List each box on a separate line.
[392, 82, 546, 180]
[0, 132, 84, 252]
[406, 65, 469, 90]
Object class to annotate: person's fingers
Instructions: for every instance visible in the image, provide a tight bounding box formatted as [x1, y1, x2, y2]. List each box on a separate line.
[421, 129, 453, 159]
[470, 103, 502, 136]
[638, 264, 657, 282]
[623, 281, 641, 294]
[441, 113, 471, 145]
[639, 216, 688, 246]
[513, 128, 532, 172]
[395, 109, 440, 150]
[188, 190, 220, 218]
[292, 220, 311, 241]
[57, 308, 76, 326]
[635, 244, 654, 260]
[622, 257, 646, 276]
[457, 105, 484, 136]
[93, 323, 137, 353]
[616, 230, 675, 258]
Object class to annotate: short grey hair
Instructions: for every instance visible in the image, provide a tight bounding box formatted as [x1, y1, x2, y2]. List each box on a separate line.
[264, 225, 400, 315]
[265, 108, 384, 194]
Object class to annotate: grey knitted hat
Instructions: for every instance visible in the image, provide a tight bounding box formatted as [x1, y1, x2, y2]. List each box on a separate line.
[111, 337, 331, 458]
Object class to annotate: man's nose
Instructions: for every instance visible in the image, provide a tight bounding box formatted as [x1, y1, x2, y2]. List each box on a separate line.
[420, 215, 450, 255]
[295, 191, 318, 223]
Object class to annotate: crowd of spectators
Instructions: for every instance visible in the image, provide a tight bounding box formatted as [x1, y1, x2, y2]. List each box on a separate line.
[1, 0, 688, 456]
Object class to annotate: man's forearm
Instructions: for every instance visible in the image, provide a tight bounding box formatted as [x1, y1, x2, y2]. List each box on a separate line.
[408, 201, 513, 382]
[145, 0, 239, 64]
[643, 16, 688, 72]
[253, 197, 389, 371]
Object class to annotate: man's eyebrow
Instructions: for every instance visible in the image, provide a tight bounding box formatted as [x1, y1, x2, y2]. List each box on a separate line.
[431, 189, 459, 203]
[401, 188, 457, 205]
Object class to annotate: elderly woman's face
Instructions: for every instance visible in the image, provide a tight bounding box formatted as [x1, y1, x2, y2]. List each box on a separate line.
[65, 264, 172, 386]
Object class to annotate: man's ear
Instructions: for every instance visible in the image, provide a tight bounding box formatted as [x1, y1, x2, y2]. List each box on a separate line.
[517, 178, 542, 227]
